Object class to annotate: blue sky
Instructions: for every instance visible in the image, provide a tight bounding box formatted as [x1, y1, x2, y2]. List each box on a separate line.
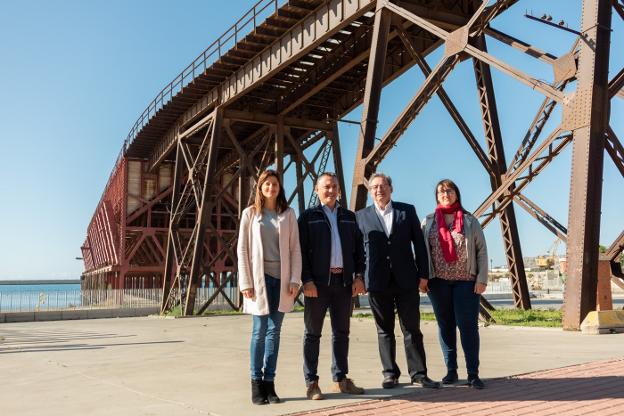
[0, 0, 621, 279]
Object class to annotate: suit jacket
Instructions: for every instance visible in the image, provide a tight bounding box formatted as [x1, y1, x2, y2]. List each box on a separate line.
[356, 201, 429, 292]
[298, 204, 365, 286]
[237, 206, 302, 315]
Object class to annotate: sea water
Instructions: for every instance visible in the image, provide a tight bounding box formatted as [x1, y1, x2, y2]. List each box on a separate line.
[0, 283, 82, 312]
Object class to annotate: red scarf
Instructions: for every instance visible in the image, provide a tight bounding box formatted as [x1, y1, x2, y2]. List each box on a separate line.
[435, 202, 464, 263]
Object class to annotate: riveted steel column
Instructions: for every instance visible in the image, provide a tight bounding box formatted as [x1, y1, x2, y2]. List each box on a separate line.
[563, 0, 612, 330]
[350, 5, 391, 210]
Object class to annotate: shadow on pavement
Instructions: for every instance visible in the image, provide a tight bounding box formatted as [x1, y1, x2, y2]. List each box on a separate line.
[392, 375, 624, 402]
[0, 340, 184, 354]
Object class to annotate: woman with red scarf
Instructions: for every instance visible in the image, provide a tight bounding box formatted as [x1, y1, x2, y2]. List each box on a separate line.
[421, 179, 488, 389]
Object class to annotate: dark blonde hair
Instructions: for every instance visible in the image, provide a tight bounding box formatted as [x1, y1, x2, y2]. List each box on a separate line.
[253, 169, 288, 214]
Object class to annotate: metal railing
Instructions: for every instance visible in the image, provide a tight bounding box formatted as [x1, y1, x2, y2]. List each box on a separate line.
[0, 289, 162, 313]
[195, 286, 241, 311]
[87, 1, 286, 249]
[123, 0, 283, 152]
[0, 287, 241, 314]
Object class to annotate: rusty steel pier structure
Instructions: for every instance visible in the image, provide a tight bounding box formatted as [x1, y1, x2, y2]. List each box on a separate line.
[81, 0, 624, 329]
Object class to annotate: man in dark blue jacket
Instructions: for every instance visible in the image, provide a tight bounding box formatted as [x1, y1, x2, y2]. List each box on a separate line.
[356, 173, 439, 389]
[298, 172, 366, 400]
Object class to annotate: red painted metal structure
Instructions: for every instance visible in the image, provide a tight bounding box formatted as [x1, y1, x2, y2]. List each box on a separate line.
[81, 156, 173, 290]
[81, 0, 624, 329]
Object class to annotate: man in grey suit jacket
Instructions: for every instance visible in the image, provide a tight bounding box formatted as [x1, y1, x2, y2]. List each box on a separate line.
[356, 173, 439, 389]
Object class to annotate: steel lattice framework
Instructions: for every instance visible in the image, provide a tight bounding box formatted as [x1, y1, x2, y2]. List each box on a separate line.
[81, 0, 624, 329]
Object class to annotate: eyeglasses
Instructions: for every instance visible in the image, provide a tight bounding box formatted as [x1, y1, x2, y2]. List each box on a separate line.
[437, 189, 455, 195]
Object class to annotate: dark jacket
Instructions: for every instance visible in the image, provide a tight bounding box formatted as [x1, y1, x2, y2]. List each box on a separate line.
[356, 201, 429, 292]
[298, 204, 365, 286]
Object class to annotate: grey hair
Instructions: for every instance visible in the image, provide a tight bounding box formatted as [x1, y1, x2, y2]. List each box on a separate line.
[316, 172, 339, 186]
[369, 172, 393, 190]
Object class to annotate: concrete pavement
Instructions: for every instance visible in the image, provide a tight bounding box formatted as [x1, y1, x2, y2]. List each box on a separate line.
[0, 312, 622, 416]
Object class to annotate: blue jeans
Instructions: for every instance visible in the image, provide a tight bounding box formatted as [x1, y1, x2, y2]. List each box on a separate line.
[427, 278, 480, 376]
[250, 274, 285, 381]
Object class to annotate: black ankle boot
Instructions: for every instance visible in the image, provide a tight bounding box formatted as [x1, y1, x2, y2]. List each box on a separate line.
[468, 374, 485, 389]
[251, 379, 267, 405]
[264, 380, 281, 403]
[442, 370, 458, 384]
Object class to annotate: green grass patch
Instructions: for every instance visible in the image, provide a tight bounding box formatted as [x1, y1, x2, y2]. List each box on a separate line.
[163, 305, 183, 317]
[201, 309, 242, 316]
[162, 305, 242, 317]
[353, 308, 562, 327]
[489, 308, 562, 327]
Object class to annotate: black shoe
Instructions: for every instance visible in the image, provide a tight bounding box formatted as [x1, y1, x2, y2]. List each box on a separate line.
[411, 376, 440, 389]
[382, 376, 399, 389]
[264, 380, 281, 404]
[468, 375, 485, 389]
[251, 379, 268, 405]
[442, 370, 459, 385]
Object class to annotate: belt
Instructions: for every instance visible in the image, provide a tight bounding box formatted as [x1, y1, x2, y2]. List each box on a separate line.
[330, 267, 343, 274]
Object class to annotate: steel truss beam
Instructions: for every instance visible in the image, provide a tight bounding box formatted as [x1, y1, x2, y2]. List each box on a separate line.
[472, 34, 530, 309]
[144, 0, 620, 326]
[613, 0, 624, 21]
[475, 128, 572, 225]
[385, 0, 563, 102]
[513, 193, 567, 242]
[352, 0, 520, 209]
[350, 4, 392, 209]
[161, 112, 345, 315]
[605, 126, 624, 177]
[161, 110, 223, 314]
[351, 1, 523, 320]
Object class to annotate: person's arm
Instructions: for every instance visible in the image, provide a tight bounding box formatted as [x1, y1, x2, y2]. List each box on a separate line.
[237, 209, 254, 298]
[410, 205, 429, 279]
[354, 219, 366, 277]
[298, 211, 313, 284]
[288, 209, 302, 295]
[352, 215, 366, 296]
[473, 218, 489, 286]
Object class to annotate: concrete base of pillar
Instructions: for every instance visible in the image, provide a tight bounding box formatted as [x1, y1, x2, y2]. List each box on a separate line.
[581, 310, 624, 334]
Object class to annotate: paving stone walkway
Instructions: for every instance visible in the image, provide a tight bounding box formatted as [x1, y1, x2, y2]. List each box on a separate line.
[288, 358, 624, 416]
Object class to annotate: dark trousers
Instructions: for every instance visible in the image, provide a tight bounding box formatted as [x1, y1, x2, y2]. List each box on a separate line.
[368, 280, 428, 379]
[303, 274, 352, 384]
[427, 278, 480, 376]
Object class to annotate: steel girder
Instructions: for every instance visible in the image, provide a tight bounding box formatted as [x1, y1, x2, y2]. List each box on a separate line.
[159, 108, 345, 315]
[161, 110, 224, 315]
[349, 0, 622, 326]
[472, 34, 530, 310]
[352, 0, 526, 318]
[137, 0, 621, 325]
[562, 0, 613, 330]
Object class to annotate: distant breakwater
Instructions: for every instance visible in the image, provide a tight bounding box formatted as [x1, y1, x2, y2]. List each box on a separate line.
[0, 280, 81, 285]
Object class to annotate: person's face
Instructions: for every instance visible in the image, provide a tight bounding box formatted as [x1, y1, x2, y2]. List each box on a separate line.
[261, 176, 280, 201]
[315, 175, 340, 207]
[437, 184, 457, 207]
[369, 176, 392, 207]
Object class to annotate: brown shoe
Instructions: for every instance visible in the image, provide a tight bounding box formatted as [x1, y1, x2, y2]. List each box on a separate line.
[333, 378, 365, 394]
[306, 381, 324, 400]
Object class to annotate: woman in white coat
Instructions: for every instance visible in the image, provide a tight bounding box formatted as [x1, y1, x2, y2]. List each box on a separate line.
[237, 169, 302, 405]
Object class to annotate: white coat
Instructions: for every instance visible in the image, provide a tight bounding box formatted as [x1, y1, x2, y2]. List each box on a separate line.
[237, 206, 302, 315]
